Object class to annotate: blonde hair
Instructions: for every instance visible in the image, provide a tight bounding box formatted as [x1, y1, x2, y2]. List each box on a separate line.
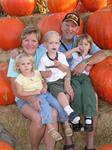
[21, 25, 41, 44]
[77, 34, 93, 48]
[15, 53, 35, 73]
[44, 31, 60, 42]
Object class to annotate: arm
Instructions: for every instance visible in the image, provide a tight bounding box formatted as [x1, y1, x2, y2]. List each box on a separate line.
[72, 50, 112, 76]
[54, 60, 69, 72]
[64, 70, 74, 100]
[64, 46, 80, 59]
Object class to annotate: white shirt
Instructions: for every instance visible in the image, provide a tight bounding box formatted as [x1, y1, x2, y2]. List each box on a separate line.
[38, 52, 69, 82]
[71, 52, 92, 75]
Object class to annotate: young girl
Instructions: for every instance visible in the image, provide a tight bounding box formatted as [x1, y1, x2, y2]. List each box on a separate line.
[38, 31, 80, 125]
[70, 34, 97, 132]
[14, 53, 73, 141]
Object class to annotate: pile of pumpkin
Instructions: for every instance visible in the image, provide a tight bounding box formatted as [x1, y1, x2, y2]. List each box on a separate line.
[0, 1, 112, 149]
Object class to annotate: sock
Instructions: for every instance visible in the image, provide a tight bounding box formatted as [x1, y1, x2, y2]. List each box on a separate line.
[64, 105, 73, 116]
[85, 117, 92, 124]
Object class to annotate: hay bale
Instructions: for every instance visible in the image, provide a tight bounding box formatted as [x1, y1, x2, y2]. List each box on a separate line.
[0, 100, 112, 150]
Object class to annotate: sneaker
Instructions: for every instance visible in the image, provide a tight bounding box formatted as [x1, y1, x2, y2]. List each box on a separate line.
[72, 121, 84, 132]
[84, 118, 93, 132]
[68, 112, 80, 124]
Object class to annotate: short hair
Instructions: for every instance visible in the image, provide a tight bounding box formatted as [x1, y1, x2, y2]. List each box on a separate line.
[15, 52, 35, 73]
[44, 31, 60, 42]
[77, 34, 93, 47]
[21, 25, 41, 44]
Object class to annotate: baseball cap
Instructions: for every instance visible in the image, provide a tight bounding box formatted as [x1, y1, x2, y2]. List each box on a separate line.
[62, 12, 80, 26]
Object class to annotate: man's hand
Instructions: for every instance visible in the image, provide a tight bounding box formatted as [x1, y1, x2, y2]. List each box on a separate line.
[72, 61, 87, 76]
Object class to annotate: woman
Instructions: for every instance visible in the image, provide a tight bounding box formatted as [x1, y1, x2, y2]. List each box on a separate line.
[7, 25, 58, 150]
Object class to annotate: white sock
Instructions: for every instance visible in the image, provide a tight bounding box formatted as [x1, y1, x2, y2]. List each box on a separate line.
[64, 105, 73, 116]
[85, 117, 92, 124]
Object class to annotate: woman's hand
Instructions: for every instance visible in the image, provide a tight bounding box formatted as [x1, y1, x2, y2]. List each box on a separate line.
[31, 96, 41, 112]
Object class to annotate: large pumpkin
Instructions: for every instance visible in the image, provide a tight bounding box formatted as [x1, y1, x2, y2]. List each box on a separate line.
[0, 18, 25, 51]
[76, 0, 88, 13]
[0, 0, 35, 16]
[86, 6, 112, 49]
[97, 144, 112, 150]
[108, 0, 112, 5]
[38, 13, 84, 41]
[48, 0, 78, 13]
[0, 62, 15, 105]
[90, 57, 112, 104]
[81, 0, 107, 11]
[0, 140, 14, 150]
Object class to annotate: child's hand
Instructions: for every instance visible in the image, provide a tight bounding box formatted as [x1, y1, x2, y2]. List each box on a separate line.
[34, 89, 41, 95]
[54, 60, 60, 67]
[41, 87, 47, 94]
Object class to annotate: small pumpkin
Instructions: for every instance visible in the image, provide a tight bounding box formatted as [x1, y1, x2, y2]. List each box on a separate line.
[0, 18, 25, 51]
[0, 0, 35, 16]
[48, 0, 78, 13]
[81, 0, 107, 11]
[38, 12, 84, 41]
[86, 6, 112, 49]
[90, 57, 112, 104]
[97, 144, 112, 150]
[0, 62, 15, 105]
[0, 140, 14, 150]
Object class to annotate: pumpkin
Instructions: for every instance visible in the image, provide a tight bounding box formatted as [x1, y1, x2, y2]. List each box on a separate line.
[86, 6, 112, 49]
[81, 0, 107, 11]
[38, 12, 84, 41]
[0, 62, 15, 105]
[76, 0, 88, 13]
[90, 57, 112, 104]
[0, 0, 35, 16]
[48, 0, 78, 13]
[107, 0, 112, 5]
[97, 144, 112, 150]
[0, 18, 25, 51]
[0, 140, 14, 150]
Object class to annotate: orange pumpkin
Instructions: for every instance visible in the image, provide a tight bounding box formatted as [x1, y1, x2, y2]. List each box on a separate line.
[76, 0, 88, 13]
[0, 0, 35, 16]
[81, 0, 107, 11]
[0, 140, 14, 150]
[107, 0, 112, 5]
[0, 62, 15, 105]
[48, 0, 78, 13]
[90, 57, 112, 104]
[86, 6, 112, 49]
[97, 144, 112, 150]
[0, 18, 25, 51]
[38, 13, 84, 41]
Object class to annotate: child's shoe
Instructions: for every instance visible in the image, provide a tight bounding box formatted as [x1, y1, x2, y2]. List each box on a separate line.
[68, 112, 80, 124]
[84, 117, 93, 132]
[72, 121, 84, 132]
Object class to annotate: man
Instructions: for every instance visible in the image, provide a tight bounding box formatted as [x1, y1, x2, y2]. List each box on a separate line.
[60, 11, 101, 150]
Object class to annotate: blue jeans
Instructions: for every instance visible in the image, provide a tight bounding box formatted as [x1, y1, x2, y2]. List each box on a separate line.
[16, 92, 68, 124]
